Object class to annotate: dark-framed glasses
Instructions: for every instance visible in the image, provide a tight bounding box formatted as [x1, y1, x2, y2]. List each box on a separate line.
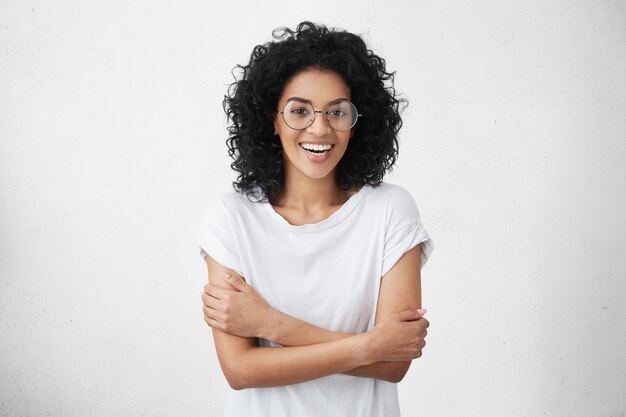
[277, 99, 361, 132]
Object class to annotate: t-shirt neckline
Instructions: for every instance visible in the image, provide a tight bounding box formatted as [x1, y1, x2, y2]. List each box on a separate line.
[263, 185, 370, 233]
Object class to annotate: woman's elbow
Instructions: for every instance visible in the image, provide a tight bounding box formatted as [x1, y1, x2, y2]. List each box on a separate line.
[227, 380, 247, 391]
[387, 361, 411, 383]
[222, 362, 252, 390]
[225, 373, 246, 390]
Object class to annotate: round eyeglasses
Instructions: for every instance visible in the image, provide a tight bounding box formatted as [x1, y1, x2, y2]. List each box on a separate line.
[277, 99, 361, 132]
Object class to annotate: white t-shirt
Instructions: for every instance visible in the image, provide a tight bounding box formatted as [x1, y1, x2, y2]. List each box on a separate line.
[197, 182, 434, 417]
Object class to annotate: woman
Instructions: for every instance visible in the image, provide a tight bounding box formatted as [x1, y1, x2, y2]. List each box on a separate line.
[197, 21, 434, 417]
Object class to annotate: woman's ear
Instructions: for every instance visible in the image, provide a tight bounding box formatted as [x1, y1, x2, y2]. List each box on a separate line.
[269, 111, 279, 136]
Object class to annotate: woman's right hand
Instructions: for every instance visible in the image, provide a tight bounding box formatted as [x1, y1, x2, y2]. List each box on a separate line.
[365, 309, 429, 363]
[201, 272, 275, 339]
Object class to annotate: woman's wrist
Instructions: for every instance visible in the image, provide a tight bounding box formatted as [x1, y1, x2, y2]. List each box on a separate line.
[258, 308, 362, 350]
[353, 331, 377, 366]
[257, 307, 282, 341]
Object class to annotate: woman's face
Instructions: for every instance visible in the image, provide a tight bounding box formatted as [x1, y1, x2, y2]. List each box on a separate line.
[274, 68, 352, 183]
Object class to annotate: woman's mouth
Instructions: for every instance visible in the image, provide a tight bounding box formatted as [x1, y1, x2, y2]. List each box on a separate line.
[299, 143, 334, 155]
[298, 143, 334, 163]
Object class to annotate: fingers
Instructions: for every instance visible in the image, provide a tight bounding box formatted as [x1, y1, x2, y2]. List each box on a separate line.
[219, 272, 250, 293]
[203, 314, 224, 331]
[395, 308, 428, 322]
[201, 291, 222, 310]
[407, 316, 429, 332]
[405, 337, 426, 360]
[395, 309, 421, 322]
[204, 283, 235, 301]
[412, 318, 429, 336]
[408, 322, 428, 360]
[202, 302, 225, 324]
[414, 330, 428, 359]
[201, 289, 226, 327]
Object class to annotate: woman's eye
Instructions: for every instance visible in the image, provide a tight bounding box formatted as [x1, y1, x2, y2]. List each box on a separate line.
[290, 108, 309, 116]
[328, 109, 346, 118]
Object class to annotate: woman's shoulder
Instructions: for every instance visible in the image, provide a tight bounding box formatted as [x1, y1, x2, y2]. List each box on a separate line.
[366, 182, 422, 224]
[367, 182, 418, 206]
[202, 189, 262, 220]
[214, 189, 252, 206]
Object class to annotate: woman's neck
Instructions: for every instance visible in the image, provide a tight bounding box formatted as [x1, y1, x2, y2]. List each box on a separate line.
[274, 168, 350, 212]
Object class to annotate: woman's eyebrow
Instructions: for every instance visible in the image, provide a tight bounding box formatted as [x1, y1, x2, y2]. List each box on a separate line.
[285, 97, 311, 104]
[285, 97, 351, 105]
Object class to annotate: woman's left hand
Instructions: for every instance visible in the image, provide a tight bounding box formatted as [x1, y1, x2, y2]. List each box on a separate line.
[201, 273, 274, 338]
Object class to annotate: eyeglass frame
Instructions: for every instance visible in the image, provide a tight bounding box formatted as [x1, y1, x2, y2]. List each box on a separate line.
[276, 98, 362, 132]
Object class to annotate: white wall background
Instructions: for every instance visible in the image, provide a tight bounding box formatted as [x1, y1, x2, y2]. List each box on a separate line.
[1, 1, 625, 416]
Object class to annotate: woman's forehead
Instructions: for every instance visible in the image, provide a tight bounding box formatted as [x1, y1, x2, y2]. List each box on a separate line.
[279, 68, 351, 105]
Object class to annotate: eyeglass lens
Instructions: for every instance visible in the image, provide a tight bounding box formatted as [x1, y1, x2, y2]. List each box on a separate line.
[282, 100, 358, 131]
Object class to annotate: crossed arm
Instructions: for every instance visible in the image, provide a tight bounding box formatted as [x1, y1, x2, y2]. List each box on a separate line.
[201, 244, 429, 389]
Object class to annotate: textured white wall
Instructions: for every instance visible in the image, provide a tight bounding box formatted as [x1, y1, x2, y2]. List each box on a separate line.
[1, 1, 625, 416]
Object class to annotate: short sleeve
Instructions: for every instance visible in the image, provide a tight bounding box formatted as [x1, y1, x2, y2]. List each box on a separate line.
[196, 197, 244, 276]
[381, 187, 434, 277]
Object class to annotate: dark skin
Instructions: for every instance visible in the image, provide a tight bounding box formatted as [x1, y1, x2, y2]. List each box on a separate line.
[201, 69, 429, 389]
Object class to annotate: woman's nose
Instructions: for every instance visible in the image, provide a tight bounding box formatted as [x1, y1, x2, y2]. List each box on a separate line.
[307, 111, 332, 136]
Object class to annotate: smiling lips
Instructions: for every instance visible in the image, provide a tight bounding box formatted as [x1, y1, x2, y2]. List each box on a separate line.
[300, 143, 333, 155]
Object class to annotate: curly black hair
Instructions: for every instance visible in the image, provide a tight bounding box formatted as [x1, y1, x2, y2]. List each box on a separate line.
[223, 21, 406, 203]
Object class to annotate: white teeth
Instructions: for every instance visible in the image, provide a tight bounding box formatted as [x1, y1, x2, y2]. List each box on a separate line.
[301, 143, 332, 152]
